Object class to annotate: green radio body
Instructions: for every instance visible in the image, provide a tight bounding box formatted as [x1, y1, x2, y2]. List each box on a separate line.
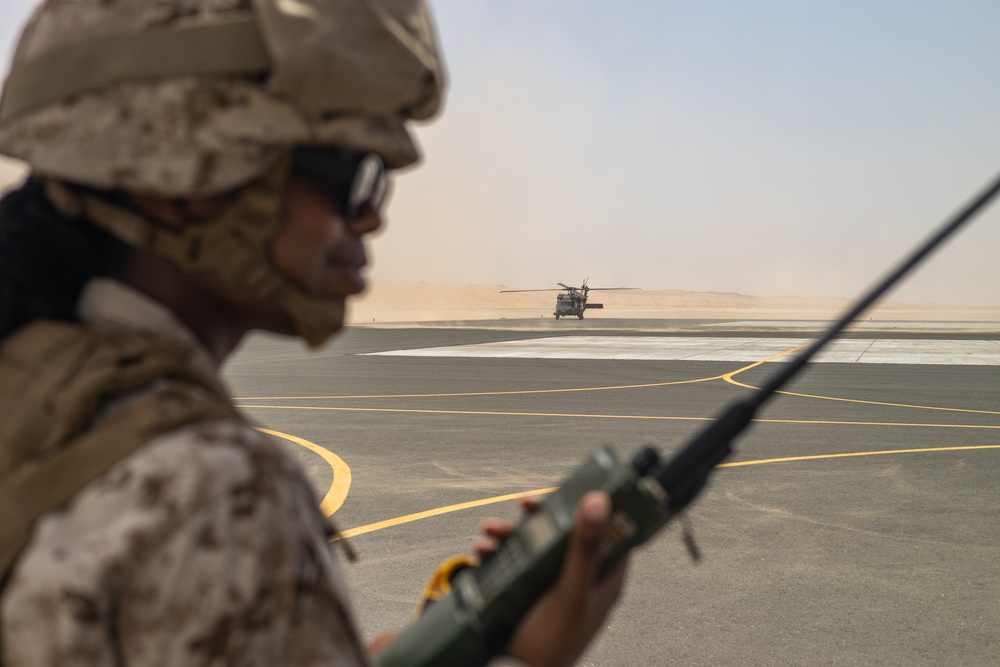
[376, 445, 673, 667]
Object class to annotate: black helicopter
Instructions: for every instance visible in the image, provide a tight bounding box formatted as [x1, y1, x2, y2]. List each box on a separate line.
[501, 279, 640, 319]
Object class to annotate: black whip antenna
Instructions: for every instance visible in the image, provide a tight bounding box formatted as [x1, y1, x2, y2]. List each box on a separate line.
[648, 171, 1000, 510]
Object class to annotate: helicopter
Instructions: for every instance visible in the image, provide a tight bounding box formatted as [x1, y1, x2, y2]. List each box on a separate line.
[501, 279, 640, 319]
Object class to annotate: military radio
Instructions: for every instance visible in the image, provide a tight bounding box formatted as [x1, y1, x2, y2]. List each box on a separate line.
[376, 172, 1000, 667]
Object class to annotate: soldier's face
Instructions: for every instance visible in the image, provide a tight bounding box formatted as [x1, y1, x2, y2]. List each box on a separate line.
[269, 172, 384, 310]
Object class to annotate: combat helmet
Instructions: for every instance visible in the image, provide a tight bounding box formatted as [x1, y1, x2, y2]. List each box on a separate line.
[0, 0, 446, 346]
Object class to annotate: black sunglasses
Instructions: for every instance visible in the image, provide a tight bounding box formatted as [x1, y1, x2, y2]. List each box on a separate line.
[291, 148, 389, 221]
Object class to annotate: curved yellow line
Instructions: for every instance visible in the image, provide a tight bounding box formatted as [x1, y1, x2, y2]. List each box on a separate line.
[722, 341, 1000, 416]
[716, 444, 1000, 467]
[340, 488, 557, 539]
[245, 337, 1000, 542]
[736, 385, 1000, 416]
[337, 444, 1000, 539]
[237, 336, 997, 421]
[257, 428, 352, 517]
[721, 341, 811, 382]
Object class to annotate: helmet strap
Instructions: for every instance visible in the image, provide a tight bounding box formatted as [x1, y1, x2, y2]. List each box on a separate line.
[41, 157, 345, 347]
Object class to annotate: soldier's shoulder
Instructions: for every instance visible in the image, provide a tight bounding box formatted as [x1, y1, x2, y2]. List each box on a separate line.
[28, 416, 316, 550]
[109, 417, 307, 511]
[8, 417, 319, 589]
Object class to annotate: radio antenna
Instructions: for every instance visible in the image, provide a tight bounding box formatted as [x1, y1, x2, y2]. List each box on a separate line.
[651, 171, 1000, 509]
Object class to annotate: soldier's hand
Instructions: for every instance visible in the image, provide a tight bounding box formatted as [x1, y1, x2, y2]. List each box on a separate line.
[473, 495, 542, 558]
[504, 491, 629, 667]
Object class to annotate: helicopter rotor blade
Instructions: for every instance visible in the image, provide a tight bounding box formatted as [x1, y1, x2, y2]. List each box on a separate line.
[501, 282, 641, 293]
[499, 289, 563, 293]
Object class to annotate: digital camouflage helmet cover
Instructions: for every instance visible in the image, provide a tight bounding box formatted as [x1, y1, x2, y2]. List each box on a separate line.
[0, 0, 446, 346]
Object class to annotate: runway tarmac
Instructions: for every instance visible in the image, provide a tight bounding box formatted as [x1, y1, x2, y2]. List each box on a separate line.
[223, 318, 1000, 666]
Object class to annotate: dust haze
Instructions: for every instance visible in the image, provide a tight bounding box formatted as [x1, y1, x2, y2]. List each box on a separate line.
[347, 281, 1000, 326]
[3, 153, 999, 325]
[370, 2, 1000, 308]
[2, 2, 999, 312]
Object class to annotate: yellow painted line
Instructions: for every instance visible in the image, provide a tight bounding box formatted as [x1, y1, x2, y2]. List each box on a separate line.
[340, 488, 557, 539]
[734, 385, 1000, 416]
[257, 428, 352, 516]
[337, 444, 1000, 539]
[727, 377, 764, 391]
[721, 341, 812, 382]
[240, 404, 1000, 430]
[235, 376, 721, 401]
[716, 444, 1000, 468]
[239, 337, 991, 423]
[720, 340, 1000, 416]
[749, 419, 1000, 429]
[241, 404, 715, 420]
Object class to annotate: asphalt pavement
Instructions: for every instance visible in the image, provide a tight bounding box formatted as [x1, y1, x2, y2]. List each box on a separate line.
[223, 318, 1000, 666]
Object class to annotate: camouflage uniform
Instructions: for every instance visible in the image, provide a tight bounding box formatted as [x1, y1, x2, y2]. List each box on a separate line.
[1, 280, 370, 666]
[0, 0, 446, 348]
[0, 3, 525, 667]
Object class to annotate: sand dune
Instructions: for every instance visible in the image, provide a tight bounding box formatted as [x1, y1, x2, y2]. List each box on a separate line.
[348, 281, 1000, 324]
[2, 161, 995, 325]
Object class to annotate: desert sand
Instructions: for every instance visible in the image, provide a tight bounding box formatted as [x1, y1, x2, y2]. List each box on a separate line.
[2, 162, 996, 327]
[348, 281, 1000, 325]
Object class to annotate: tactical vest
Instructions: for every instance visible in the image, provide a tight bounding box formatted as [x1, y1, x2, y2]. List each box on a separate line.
[0, 319, 238, 585]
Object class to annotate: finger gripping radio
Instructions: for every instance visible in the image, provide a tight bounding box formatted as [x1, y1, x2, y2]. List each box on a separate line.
[376, 401, 751, 667]
[376, 172, 1000, 667]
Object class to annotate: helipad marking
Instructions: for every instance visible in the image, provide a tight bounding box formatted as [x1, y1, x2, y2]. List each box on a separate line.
[337, 444, 1000, 538]
[364, 336, 1000, 365]
[257, 428, 352, 516]
[706, 320, 1000, 332]
[725, 382, 1000, 416]
[236, 341, 996, 420]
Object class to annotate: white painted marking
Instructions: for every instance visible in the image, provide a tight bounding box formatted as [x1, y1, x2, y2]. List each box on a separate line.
[706, 320, 1000, 332]
[366, 336, 1000, 365]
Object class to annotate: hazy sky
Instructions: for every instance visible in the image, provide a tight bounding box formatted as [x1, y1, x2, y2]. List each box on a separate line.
[2, 1, 1000, 305]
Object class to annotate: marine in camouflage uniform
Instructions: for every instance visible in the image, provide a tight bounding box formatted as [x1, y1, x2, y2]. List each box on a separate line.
[0, 2, 442, 664]
[0, 1, 627, 666]
[2, 279, 370, 666]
